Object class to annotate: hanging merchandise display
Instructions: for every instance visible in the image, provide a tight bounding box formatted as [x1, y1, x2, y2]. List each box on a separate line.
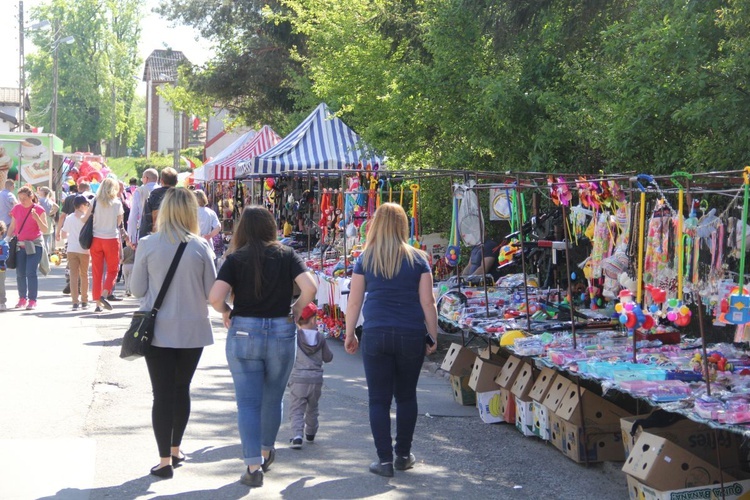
[445, 191, 461, 267]
[457, 180, 484, 247]
[725, 167, 750, 325]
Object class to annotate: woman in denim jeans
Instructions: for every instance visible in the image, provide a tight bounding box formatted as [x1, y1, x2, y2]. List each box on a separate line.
[344, 203, 439, 477]
[209, 206, 316, 488]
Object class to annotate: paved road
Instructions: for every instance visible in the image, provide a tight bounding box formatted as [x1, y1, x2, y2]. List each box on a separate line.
[0, 264, 628, 499]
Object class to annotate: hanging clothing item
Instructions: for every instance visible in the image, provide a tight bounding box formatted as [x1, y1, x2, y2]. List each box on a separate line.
[457, 181, 483, 247]
[643, 212, 672, 285]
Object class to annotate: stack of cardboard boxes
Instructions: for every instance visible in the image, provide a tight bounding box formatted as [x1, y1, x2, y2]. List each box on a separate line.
[441, 343, 748, 496]
[620, 414, 749, 499]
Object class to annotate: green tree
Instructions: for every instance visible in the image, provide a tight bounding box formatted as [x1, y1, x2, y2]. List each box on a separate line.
[26, 0, 144, 155]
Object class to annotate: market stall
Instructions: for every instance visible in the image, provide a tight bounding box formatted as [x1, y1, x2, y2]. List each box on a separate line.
[434, 169, 750, 498]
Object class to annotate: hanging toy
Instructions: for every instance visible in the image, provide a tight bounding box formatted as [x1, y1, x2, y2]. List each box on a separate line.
[410, 184, 421, 248]
[726, 167, 750, 324]
[497, 240, 520, 267]
[445, 188, 461, 267]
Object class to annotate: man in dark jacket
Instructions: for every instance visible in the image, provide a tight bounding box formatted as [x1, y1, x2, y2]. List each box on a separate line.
[138, 167, 178, 239]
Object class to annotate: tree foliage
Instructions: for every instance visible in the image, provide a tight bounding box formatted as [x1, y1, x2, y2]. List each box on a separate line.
[26, 0, 144, 155]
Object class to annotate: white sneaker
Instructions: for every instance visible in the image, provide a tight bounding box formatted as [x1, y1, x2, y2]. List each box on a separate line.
[0, 304, 7, 311]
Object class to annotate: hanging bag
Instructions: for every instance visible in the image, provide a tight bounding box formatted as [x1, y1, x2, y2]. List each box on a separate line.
[79, 201, 96, 250]
[120, 241, 188, 360]
[6, 207, 34, 270]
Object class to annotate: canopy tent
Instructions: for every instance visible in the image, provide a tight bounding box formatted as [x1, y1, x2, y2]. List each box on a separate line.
[194, 126, 281, 181]
[237, 103, 384, 178]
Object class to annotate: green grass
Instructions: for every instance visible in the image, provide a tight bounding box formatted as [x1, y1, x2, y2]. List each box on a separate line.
[107, 157, 139, 182]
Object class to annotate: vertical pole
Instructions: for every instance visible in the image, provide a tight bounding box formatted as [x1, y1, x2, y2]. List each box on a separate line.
[561, 203, 578, 347]
[173, 98, 180, 170]
[51, 42, 59, 136]
[516, 175, 532, 334]
[19, 1, 25, 132]
[145, 80, 151, 157]
[110, 81, 117, 157]
[636, 190, 647, 305]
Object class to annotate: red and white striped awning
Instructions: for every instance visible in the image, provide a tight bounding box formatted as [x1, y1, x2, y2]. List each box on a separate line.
[195, 125, 281, 181]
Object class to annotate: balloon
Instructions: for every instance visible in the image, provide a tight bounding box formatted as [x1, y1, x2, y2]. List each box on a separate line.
[642, 316, 655, 330]
[667, 298, 679, 308]
[265, 177, 275, 190]
[649, 304, 659, 314]
[615, 303, 623, 314]
[619, 313, 628, 324]
[667, 311, 677, 322]
[679, 305, 690, 316]
[624, 302, 635, 312]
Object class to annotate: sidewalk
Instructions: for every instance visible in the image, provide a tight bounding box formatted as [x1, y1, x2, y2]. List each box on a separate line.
[0, 264, 628, 499]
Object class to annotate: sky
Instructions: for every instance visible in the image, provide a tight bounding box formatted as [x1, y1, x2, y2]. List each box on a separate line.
[0, 0, 214, 95]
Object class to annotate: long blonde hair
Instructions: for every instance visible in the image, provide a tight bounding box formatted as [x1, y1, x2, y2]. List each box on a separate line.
[361, 203, 426, 279]
[96, 177, 119, 207]
[157, 187, 199, 243]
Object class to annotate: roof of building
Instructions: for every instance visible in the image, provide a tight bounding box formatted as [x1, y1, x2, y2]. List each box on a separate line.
[142, 49, 189, 82]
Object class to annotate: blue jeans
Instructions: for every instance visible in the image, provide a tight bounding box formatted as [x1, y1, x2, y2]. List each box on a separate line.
[226, 316, 296, 466]
[16, 246, 43, 301]
[361, 327, 425, 463]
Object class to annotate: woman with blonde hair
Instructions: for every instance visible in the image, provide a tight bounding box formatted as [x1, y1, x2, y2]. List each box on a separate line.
[209, 206, 316, 488]
[131, 187, 216, 479]
[86, 177, 123, 312]
[344, 202, 439, 477]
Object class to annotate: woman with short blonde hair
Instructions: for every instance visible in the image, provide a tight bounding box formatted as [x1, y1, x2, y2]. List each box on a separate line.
[344, 203, 439, 477]
[131, 187, 216, 479]
[87, 176, 124, 312]
[193, 189, 221, 249]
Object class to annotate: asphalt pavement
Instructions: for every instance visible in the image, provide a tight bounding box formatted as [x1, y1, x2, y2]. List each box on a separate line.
[0, 263, 629, 499]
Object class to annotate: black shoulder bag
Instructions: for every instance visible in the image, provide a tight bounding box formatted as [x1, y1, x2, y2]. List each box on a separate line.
[6, 207, 33, 270]
[120, 241, 188, 360]
[79, 201, 96, 250]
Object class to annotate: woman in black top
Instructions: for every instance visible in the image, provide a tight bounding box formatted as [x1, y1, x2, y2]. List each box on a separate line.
[209, 206, 316, 488]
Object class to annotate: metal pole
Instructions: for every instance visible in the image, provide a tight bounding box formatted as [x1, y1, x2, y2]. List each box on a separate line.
[173, 99, 180, 170]
[561, 203, 578, 347]
[19, 1, 25, 132]
[516, 175, 532, 334]
[51, 41, 59, 136]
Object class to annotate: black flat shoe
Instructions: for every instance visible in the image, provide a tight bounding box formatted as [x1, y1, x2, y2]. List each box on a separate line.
[240, 467, 263, 487]
[172, 453, 186, 467]
[261, 448, 275, 473]
[98, 296, 113, 310]
[150, 464, 173, 479]
[369, 461, 394, 477]
[394, 453, 416, 470]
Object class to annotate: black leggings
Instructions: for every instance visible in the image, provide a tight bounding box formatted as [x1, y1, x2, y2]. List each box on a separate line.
[145, 346, 203, 458]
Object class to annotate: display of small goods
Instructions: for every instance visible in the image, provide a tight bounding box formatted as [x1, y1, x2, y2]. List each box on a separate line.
[431, 168, 750, 429]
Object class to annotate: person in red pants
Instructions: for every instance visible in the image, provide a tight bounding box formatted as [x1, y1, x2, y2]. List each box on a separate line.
[85, 177, 124, 312]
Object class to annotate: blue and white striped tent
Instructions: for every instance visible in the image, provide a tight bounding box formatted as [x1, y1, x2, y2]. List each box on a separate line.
[237, 103, 384, 178]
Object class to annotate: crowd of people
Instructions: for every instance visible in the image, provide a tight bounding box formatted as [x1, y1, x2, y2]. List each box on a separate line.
[0, 173, 439, 489]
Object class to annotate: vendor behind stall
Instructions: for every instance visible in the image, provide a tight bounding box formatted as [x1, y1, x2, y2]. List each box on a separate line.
[461, 230, 502, 280]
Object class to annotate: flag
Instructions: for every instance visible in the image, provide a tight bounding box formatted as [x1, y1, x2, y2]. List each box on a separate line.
[192, 116, 200, 131]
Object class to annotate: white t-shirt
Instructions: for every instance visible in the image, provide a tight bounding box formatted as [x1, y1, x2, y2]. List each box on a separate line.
[62, 212, 89, 254]
[92, 199, 123, 239]
[197, 207, 220, 249]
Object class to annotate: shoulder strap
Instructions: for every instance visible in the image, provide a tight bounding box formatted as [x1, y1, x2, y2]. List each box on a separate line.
[16, 206, 34, 234]
[152, 241, 188, 312]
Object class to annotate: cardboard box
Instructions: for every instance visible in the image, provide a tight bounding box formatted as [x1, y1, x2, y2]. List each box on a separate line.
[532, 401, 551, 440]
[494, 356, 523, 389]
[478, 345, 502, 360]
[622, 432, 735, 491]
[441, 343, 478, 377]
[555, 386, 631, 427]
[450, 375, 476, 406]
[561, 421, 625, 463]
[516, 397, 535, 437]
[620, 415, 742, 469]
[626, 475, 750, 500]
[468, 357, 504, 393]
[500, 388, 516, 424]
[549, 413, 566, 453]
[541, 374, 571, 412]
[510, 362, 535, 399]
[528, 367, 557, 402]
[476, 390, 503, 424]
